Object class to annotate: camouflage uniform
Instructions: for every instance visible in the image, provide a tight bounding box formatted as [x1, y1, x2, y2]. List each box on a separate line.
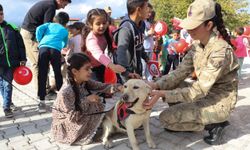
[156, 33, 239, 131]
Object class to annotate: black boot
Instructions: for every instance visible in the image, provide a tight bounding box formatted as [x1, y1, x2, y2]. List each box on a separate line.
[203, 121, 229, 145]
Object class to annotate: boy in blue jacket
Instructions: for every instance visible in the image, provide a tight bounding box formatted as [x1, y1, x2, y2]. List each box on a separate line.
[36, 12, 69, 113]
[0, 4, 27, 118]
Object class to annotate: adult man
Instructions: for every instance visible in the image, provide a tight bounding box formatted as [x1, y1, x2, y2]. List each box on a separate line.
[20, 0, 71, 94]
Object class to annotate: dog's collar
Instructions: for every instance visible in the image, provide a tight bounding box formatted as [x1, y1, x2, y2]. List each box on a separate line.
[128, 97, 139, 108]
[117, 101, 136, 129]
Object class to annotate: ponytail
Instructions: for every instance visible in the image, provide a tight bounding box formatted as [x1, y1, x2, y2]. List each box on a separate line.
[67, 67, 82, 111]
[214, 3, 234, 49]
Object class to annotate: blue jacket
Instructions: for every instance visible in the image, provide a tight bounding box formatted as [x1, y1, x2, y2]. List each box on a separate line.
[36, 22, 68, 51]
[0, 21, 26, 68]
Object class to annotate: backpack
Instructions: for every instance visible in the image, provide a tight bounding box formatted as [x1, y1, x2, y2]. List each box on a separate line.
[112, 20, 137, 70]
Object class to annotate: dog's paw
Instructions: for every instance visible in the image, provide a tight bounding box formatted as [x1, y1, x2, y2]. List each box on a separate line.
[147, 141, 156, 149]
[103, 141, 113, 149]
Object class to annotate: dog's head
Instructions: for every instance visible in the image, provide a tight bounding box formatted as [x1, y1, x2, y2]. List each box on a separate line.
[121, 79, 151, 108]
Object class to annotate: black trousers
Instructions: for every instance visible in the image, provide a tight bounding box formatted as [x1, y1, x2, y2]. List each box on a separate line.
[163, 54, 179, 75]
[38, 47, 62, 100]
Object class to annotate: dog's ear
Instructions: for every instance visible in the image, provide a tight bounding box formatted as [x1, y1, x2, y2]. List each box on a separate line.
[145, 83, 152, 94]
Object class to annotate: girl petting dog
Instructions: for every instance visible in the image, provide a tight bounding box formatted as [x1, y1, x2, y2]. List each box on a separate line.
[51, 53, 121, 145]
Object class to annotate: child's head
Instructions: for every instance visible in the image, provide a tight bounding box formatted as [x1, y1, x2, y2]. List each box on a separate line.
[68, 22, 85, 36]
[66, 53, 91, 111]
[127, 0, 149, 20]
[0, 4, 4, 23]
[67, 53, 92, 84]
[235, 27, 244, 36]
[146, 3, 153, 19]
[54, 12, 69, 26]
[171, 30, 180, 40]
[86, 8, 109, 35]
[82, 8, 112, 53]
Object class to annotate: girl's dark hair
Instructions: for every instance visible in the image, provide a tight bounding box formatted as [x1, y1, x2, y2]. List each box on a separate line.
[66, 53, 91, 111]
[127, 0, 148, 15]
[235, 27, 244, 36]
[147, 10, 155, 24]
[81, 8, 112, 54]
[0, 4, 3, 11]
[205, 3, 234, 49]
[68, 22, 85, 33]
[54, 12, 69, 26]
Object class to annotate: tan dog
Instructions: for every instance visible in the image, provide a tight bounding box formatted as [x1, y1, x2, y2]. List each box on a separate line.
[102, 79, 156, 150]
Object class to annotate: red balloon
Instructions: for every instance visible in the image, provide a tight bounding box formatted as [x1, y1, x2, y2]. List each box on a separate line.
[243, 26, 250, 36]
[154, 21, 168, 36]
[174, 39, 189, 53]
[171, 18, 182, 30]
[14, 66, 32, 85]
[104, 67, 117, 84]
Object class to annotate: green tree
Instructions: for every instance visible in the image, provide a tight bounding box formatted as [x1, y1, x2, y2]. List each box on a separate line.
[151, 0, 250, 31]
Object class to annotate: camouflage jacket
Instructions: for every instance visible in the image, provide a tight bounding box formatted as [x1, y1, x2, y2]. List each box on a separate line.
[156, 33, 239, 103]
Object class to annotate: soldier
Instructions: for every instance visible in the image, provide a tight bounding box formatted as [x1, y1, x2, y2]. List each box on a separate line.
[143, 0, 239, 145]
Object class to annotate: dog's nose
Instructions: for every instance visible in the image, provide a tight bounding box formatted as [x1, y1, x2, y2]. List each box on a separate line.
[122, 94, 129, 101]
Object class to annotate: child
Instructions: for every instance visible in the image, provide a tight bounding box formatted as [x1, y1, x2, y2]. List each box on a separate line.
[163, 30, 180, 75]
[114, 0, 149, 83]
[51, 53, 121, 145]
[234, 27, 248, 80]
[142, 4, 155, 81]
[67, 22, 84, 55]
[36, 12, 69, 113]
[0, 4, 27, 118]
[82, 8, 125, 82]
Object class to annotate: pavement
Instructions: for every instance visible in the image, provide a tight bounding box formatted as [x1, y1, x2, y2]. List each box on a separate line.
[0, 57, 250, 150]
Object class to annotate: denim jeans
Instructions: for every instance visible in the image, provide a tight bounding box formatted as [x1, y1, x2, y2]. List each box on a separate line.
[0, 67, 13, 110]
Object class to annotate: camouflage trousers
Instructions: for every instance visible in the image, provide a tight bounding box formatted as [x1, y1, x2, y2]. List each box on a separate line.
[159, 90, 237, 131]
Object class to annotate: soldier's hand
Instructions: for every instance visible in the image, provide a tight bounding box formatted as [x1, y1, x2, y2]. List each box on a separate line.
[143, 93, 160, 110]
[144, 81, 158, 90]
[87, 94, 100, 103]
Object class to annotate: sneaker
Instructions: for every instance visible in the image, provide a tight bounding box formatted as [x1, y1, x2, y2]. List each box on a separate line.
[10, 103, 18, 111]
[45, 90, 57, 100]
[38, 102, 46, 113]
[4, 109, 13, 118]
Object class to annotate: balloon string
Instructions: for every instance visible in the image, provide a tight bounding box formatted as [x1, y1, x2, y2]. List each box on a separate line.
[0, 74, 112, 115]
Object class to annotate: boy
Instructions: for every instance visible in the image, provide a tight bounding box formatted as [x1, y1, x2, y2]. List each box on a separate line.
[115, 0, 149, 82]
[0, 4, 27, 118]
[36, 12, 69, 113]
[163, 30, 180, 75]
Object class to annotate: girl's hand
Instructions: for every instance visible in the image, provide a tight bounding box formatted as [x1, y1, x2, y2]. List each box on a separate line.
[108, 63, 126, 73]
[87, 94, 100, 103]
[20, 61, 26, 66]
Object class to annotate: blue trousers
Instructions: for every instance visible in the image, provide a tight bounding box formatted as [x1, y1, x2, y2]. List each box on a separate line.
[0, 67, 13, 110]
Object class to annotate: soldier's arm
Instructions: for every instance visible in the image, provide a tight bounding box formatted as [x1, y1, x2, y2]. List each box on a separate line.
[163, 48, 229, 103]
[155, 46, 195, 90]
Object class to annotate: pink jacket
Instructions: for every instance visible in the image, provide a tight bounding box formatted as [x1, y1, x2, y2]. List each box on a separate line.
[86, 31, 111, 67]
[234, 36, 248, 58]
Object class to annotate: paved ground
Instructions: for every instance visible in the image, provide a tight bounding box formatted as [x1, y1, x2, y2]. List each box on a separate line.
[0, 57, 250, 150]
